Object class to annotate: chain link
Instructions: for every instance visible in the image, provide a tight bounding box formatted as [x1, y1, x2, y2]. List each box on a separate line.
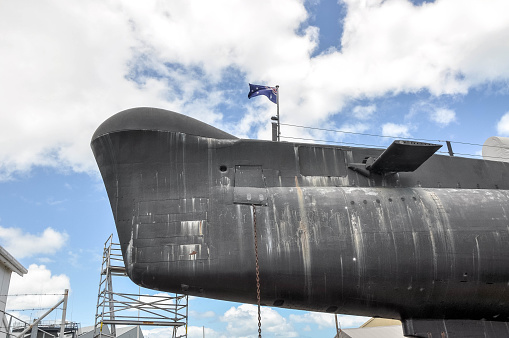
[252, 205, 262, 338]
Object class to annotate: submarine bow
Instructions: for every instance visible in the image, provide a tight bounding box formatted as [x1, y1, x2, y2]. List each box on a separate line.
[92, 107, 509, 338]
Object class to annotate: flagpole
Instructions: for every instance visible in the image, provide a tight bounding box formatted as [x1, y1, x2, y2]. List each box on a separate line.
[276, 85, 280, 142]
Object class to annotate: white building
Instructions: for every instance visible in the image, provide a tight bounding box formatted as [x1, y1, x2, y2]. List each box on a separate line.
[0, 246, 28, 338]
[77, 326, 144, 338]
[335, 318, 405, 338]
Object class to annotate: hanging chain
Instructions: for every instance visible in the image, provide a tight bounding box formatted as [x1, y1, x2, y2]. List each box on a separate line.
[252, 205, 262, 338]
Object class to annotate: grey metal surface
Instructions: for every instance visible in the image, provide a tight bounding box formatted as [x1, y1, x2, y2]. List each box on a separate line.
[366, 140, 442, 173]
[92, 107, 509, 338]
[92, 107, 236, 141]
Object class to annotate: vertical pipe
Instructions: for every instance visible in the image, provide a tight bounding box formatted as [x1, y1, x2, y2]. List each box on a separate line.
[30, 321, 38, 338]
[446, 141, 454, 157]
[7, 314, 12, 338]
[137, 286, 140, 338]
[271, 123, 277, 142]
[106, 244, 116, 338]
[335, 314, 340, 337]
[59, 289, 68, 338]
[94, 234, 113, 338]
[276, 85, 280, 142]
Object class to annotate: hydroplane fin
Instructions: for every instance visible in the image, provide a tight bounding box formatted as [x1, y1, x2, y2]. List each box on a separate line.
[366, 140, 442, 174]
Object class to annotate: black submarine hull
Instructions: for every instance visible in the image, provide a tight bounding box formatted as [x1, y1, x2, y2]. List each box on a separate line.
[92, 108, 509, 337]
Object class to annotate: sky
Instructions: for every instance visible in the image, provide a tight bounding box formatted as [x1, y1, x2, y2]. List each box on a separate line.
[1, 0, 509, 337]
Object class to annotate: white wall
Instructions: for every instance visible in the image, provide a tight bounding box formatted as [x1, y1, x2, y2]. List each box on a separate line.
[0, 263, 12, 338]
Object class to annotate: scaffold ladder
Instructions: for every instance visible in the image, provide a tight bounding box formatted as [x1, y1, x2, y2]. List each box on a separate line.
[93, 234, 188, 338]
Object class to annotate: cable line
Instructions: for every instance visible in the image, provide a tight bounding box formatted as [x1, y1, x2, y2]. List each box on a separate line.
[280, 135, 385, 148]
[280, 136, 509, 162]
[280, 123, 509, 150]
[8, 308, 62, 312]
[1, 293, 65, 297]
[281, 123, 443, 143]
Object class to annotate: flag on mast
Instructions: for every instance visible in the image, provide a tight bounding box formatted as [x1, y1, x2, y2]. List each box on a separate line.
[247, 83, 278, 104]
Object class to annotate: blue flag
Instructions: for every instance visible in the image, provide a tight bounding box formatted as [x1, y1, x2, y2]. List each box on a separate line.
[248, 83, 278, 104]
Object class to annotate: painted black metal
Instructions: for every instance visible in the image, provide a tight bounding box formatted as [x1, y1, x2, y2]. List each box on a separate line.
[271, 122, 277, 142]
[366, 140, 442, 173]
[92, 107, 509, 338]
[403, 318, 509, 337]
[446, 141, 455, 157]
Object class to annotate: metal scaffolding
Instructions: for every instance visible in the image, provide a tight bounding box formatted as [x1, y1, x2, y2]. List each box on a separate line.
[4, 290, 73, 338]
[11, 320, 79, 338]
[93, 235, 188, 338]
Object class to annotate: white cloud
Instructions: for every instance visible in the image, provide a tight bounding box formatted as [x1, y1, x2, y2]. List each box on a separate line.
[0, 226, 68, 259]
[189, 310, 216, 319]
[338, 0, 509, 95]
[381, 123, 411, 138]
[0, 1, 169, 180]
[289, 312, 370, 330]
[46, 197, 67, 206]
[339, 122, 370, 135]
[187, 326, 225, 338]
[280, 121, 370, 145]
[0, 0, 314, 178]
[430, 108, 457, 126]
[2, 0, 509, 177]
[289, 312, 335, 329]
[138, 292, 183, 306]
[221, 304, 298, 337]
[37, 257, 55, 264]
[352, 105, 376, 120]
[497, 112, 509, 135]
[7, 264, 70, 311]
[408, 101, 457, 128]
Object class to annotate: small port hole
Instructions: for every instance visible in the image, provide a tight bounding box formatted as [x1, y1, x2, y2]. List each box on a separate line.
[219, 165, 227, 172]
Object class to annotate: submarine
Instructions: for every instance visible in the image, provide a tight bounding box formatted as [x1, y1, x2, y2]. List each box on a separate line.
[92, 107, 509, 337]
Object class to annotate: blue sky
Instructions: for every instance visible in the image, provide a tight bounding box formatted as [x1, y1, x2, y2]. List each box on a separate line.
[1, 0, 509, 337]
